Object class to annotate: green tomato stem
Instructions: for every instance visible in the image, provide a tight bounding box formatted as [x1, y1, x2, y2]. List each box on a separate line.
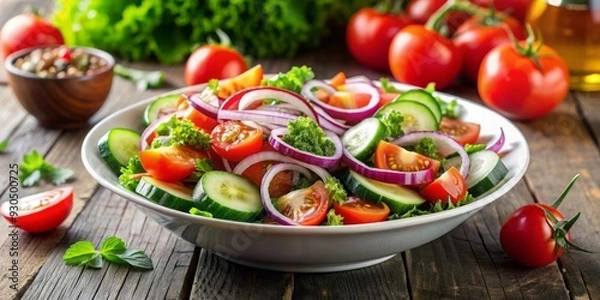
[425, 0, 488, 35]
[551, 174, 579, 208]
[375, 0, 408, 14]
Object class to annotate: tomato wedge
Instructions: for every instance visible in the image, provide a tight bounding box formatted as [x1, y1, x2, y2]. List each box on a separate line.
[275, 181, 330, 225]
[374, 141, 441, 176]
[439, 117, 481, 146]
[1, 186, 74, 233]
[333, 196, 390, 224]
[419, 167, 467, 205]
[139, 145, 208, 182]
[217, 64, 264, 99]
[327, 91, 371, 109]
[242, 160, 293, 198]
[329, 71, 347, 88]
[182, 106, 218, 134]
[211, 120, 263, 162]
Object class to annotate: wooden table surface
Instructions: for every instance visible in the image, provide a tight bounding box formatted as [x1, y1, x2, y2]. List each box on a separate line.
[1, 1, 600, 299]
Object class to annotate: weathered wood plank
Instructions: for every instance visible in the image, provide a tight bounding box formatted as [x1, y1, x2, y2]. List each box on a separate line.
[20, 188, 196, 300]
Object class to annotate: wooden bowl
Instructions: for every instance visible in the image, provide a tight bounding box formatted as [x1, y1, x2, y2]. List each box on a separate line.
[4, 46, 115, 129]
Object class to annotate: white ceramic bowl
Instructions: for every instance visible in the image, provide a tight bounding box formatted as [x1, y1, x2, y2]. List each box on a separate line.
[81, 81, 529, 273]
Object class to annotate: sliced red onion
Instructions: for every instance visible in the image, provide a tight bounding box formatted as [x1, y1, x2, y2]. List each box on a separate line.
[392, 131, 470, 179]
[186, 89, 219, 119]
[301, 80, 380, 125]
[224, 86, 319, 122]
[261, 163, 312, 226]
[313, 106, 350, 135]
[222, 158, 232, 172]
[344, 75, 374, 85]
[218, 109, 296, 127]
[342, 148, 435, 186]
[139, 110, 186, 150]
[255, 103, 302, 116]
[268, 128, 343, 169]
[232, 151, 331, 182]
[487, 127, 505, 153]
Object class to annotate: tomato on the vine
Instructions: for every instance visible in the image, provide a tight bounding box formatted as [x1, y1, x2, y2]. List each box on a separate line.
[333, 196, 390, 224]
[500, 175, 588, 268]
[453, 13, 526, 83]
[1, 186, 73, 233]
[211, 120, 263, 162]
[346, 7, 413, 71]
[389, 24, 463, 90]
[471, 0, 534, 23]
[406, 0, 469, 34]
[478, 29, 569, 120]
[0, 13, 64, 59]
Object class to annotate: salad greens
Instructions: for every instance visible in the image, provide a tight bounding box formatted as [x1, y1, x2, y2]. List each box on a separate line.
[52, 0, 377, 63]
[19, 150, 74, 187]
[282, 117, 336, 157]
[376, 110, 404, 139]
[261, 66, 315, 94]
[63, 236, 153, 270]
[325, 177, 347, 205]
[152, 116, 211, 149]
[114, 64, 165, 90]
[325, 209, 344, 226]
[119, 155, 145, 191]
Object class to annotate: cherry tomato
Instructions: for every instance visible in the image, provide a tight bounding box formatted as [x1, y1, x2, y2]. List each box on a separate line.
[182, 106, 218, 134]
[139, 145, 208, 182]
[374, 141, 441, 178]
[471, 0, 534, 23]
[500, 203, 569, 267]
[406, 0, 469, 34]
[333, 196, 390, 224]
[346, 8, 414, 71]
[478, 38, 569, 120]
[329, 71, 346, 88]
[439, 117, 481, 146]
[184, 44, 248, 86]
[453, 14, 526, 83]
[216, 64, 264, 100]
[242, 161, 293, 198]
[275, 181, 330, 225]
[419, 167, 467, 204]
[389, 25, 463, 90]
[211, 120, 263, 162]
[1, 186, 73, 233]
[0, 13, 64, 60]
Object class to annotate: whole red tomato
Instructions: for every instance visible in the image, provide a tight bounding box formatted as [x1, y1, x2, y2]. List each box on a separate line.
[499, 175, 584, 268]
[184, 44, 248, 86]
[478, 34, 569, 120]
[453, 13, 526, 83]
[406, 0, 470, 34]
[0, 13, 64, 60]
[389, 24, 463, 90]
[471, 0, 534, 23]
[346, 8, 413, 71]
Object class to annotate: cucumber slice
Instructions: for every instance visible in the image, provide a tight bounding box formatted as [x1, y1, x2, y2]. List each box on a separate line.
[343, 170, 425, 213]
[136, 176, 197, 213]
[377, 100, 439, 133]
[397, 90, 442, 123]
[342, 117, 386, 161]
[143, 94, 181, 126]
[193, 171, 263, 222]
[98, 128, 141, 174]
[444, 150, 509, 197]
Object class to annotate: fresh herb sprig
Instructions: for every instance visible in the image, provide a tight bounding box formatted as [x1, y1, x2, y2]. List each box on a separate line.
[19, 150, 74, 187]
[63, 236, 153, 270]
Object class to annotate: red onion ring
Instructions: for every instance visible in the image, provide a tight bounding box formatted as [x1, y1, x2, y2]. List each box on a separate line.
[301, 80, 380, 125]
[139, 110, 186, 150]
[487, 127, 505, 153]
[313, 106, 350, 135]
[232, 151, 331, 182]
[268, 127, 343, 169]
[185, 89, 219, 119]
[392, 131, 470, 179]
[341, 148, 435, 186]
[344, 75, 374, 85]
[218, 109, 296, 127]
[260, 163, 312, 226]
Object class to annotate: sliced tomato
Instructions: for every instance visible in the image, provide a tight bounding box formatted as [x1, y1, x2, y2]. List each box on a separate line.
[333, 196, 390, 224]
[329, 71, 347, 88]
[1, 186, 73, 233]
[419, 167, 467, 205]
[217, 64, 264, 99]
[211, 120, 263, 162]
[139, 145, 208, 182]
[374, 141, 441, 176]
[182, 106, 218, 134]
[275, 181, 330, 225]
[327, 91, 371, 109]
[378, 92, 399, 108]
[439, 117, 481, 146]
[242, 160, 293, 198]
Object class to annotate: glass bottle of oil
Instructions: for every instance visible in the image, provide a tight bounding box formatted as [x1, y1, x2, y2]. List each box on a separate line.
[527, 0, 600, 91]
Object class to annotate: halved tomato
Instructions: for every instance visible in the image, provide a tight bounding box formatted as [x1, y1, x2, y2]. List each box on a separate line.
[329, 71, 347, 88]
[211, 120, 263, 162]
[1, 186, 73, 233]
[378, 92, 399, 108]
[241, 160, 293, 198]
[333, 196, 390, 224]
[217, 64, 264, 99]
[374, 141, 441, 176]
[419, 167, 467, 204]
[275, 181, 330, 225]
[439, 117, 481, 146]
[139, 145, 208, 182]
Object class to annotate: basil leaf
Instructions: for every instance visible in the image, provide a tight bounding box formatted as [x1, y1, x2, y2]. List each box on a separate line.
[117, 249, 154, 270]
[63, 241, 99, 265]
[84, 253, 104, 269]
